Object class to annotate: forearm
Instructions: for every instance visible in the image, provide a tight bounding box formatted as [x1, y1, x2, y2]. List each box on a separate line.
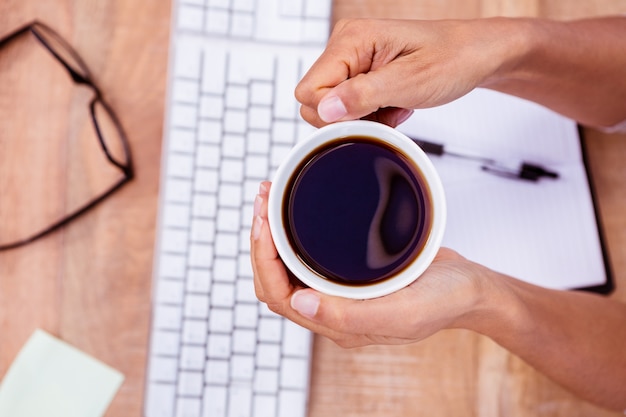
[481, 16, 626, 130]
[461, 267, 626, 410]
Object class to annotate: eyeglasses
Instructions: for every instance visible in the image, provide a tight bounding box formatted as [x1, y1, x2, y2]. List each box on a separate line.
[0, 21, 134, 251]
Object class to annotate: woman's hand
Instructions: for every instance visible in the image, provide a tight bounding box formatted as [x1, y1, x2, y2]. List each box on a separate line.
[250, 181, 494, 348]
[296, 17, 626, 129]
[295, 18, 522, 127]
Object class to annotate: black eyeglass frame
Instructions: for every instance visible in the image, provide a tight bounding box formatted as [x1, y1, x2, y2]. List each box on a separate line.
[0, 20, 134, 251]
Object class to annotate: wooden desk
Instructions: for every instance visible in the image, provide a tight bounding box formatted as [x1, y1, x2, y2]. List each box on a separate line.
[1, 1, 624, 416]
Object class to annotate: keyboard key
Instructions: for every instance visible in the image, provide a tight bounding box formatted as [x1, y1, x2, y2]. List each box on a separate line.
[187, 268, 212, 294]
[278, 390, 307, 417]
[273, 120, 296, 144]
[169, 129, 196, 153]
[253, 394, 277, 417]
[222, 134, 245, 158]
[209, 307, 234, 333]
[231, 354, 255, 381]
[236, 278, 257, 303]
[248, 106, 272, 130]
[205, 359, 230, 384]
[213, 257, 237, 282]
[211, 282, 236, 308]
[202, 386, 227, 417]
[154, 304, 183, 330]
[173, 79, 200, 104]
[274, 56, 299, 118]
[226, 85, 249, 109]
[165, 178, 193, 204]
[194, 169, 219, 193]
[246, 131, 270, 154]
[228, 385, 253, 417]
[201, 49, 227, 94]
[192, 194, 217, 218]
[224, 109, 247, 134]
[270, 144, 292, 169]
[280, 358, 309, 390]
[249, 81, 272, 106]
[258, 317, 282, 343]
[181, 345, 206, 371]
[163, 203, 191, 229]
[149, 356, 178, 383]
[234, 303, 258, 328]
[152, 330, 181, 356]
[220, 159, 244, 183]
[145, 382, 176, 417]
[206, 9, 229, 35]
[280, 0, 303, 17]
[218, 184, 243, 208]
[200, 95, 224, 119]
[198, 119, 223, 143]
[178, 371, 204, 396]
[244, 155, 268, 179]
[188, 243, 214, 268]
[232, 0, 254, 13]
[231, 12, 254, 38]
[216, 208, 240, 232]
[254, 369, 279, 395]
[168, 153, 195, 178]
[190, 219, 216, 243]
[176, 397, 202, 417]
[174, 41, 201, 79]
[237, 254, 254, 278]
[232, 329, 256, 354]
[156, 279, 185, 305]
[178, 4, 204, 31]
[159, 253, 187, 279]
[215, 233, 239, 257]
[207, 334, 231, 359]
[304, 0, 332, 18]
[256, 343, 280, 369]
[182, 319, 208, 345]
[184, 293, 210, 319]
[171, 103, 198, 129]
[196, 144, 220, 168]
[282, 321, 311, 357]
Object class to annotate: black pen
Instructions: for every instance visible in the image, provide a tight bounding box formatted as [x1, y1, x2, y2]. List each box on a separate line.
[409, 137, 559, 182]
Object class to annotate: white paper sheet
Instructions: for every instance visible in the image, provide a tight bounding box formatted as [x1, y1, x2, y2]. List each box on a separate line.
[398, 89, 607, 290]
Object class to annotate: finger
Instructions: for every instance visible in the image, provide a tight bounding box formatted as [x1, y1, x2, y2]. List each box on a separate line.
[299, 104, 327, 128]
[361, 107, 414, 127]
[251, 182, 281, 302]
[315, 59, 422, 124]
[290, 286, 425, 340]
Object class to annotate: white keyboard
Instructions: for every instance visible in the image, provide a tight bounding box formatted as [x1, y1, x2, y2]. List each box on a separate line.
[144, 1, 332, 417]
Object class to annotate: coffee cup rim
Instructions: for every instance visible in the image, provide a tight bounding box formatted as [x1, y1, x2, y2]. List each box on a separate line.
[268, 120, 446, 299]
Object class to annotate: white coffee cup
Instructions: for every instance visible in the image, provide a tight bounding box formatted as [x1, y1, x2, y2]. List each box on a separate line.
[268, 120, 446, 299]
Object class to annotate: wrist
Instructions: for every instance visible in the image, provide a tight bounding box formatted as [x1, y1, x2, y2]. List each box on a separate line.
[450, 262, 533, 342]
[474, 17, 542, 90]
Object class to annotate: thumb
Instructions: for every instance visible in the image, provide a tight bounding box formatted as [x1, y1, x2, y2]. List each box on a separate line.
[317, 68, 413, 125]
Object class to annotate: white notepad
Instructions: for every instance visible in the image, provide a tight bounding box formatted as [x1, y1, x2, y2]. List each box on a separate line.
[398, 89, 611, 292]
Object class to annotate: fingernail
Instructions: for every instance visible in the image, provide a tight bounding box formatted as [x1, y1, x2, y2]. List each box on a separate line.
[253, 194, 263, 217]
[259, 182, 268, 195]
[318, 95, 347, 123]
[396, 109, 414, 125]
[291, 290, 320, 319]
[251, 215, 263, 240]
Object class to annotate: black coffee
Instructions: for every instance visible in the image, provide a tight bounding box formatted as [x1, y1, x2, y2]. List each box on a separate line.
[284, 136, 433, 286]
